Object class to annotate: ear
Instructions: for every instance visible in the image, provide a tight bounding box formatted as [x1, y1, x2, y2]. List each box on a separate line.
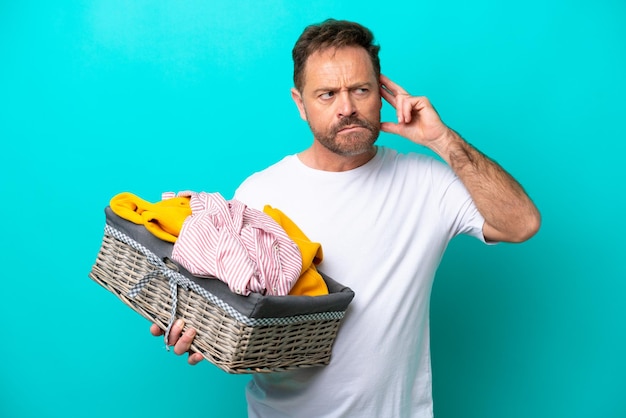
[377, 79, 383, 111]
[291, 88, 308, 121]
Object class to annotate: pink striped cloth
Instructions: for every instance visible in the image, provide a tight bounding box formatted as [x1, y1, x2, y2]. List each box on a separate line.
[166, 191, 302, 296]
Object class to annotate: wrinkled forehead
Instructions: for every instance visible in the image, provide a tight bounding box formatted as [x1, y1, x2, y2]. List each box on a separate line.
[301, 46, 377, 91]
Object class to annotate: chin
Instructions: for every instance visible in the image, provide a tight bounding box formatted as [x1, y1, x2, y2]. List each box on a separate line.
[325, 141, 375, 157]
[339, 143, 376, 157]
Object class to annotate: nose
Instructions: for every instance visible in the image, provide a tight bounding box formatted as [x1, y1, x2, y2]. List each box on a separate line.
[337, 91, 357, 118]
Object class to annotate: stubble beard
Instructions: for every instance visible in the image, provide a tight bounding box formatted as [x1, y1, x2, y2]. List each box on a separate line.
[309, 115, 381, 157]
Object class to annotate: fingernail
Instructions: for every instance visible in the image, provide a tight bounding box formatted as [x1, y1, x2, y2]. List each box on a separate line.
[175, 319, 184, 328]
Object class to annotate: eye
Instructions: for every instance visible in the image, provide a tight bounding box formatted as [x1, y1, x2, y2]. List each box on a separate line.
[320, 91, 335, 100]
[354, 87, 369, 96]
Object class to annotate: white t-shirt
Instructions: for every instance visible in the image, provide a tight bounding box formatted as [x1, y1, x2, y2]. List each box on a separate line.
[234, 146, 486, 418]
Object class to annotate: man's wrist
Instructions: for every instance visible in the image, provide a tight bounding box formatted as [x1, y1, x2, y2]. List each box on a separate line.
[429, 128, 466, 166]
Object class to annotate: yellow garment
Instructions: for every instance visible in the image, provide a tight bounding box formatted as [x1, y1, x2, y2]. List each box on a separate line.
[109, 192, 191, 243]
[263, 205, 328, 296]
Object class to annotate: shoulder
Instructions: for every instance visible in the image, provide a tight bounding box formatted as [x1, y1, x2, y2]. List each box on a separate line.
[233, 155, 298, 207]
[240, 155, 296, 183]
[378, 146, 452, 177]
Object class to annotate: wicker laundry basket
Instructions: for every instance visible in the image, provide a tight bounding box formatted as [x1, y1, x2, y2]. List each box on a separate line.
[89, 207, 355, 374]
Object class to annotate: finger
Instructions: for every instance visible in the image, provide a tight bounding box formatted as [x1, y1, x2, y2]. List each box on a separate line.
[150, 323, 164, 337]
[414, 96, 431, 111]
[380, 121, 402, 136]
[394, 94, 409, 123]
[394, 94, 416, 124]
[380, 74, 408, 96]
[174, 327, 196, 356]
[401, 96, 417, 124]
[380, 83, 397, 108]
[395, 94, 405, 123]
[188, 352, 204, 366]
[401, 96, 433, 124]
[168, 318, 185, 346]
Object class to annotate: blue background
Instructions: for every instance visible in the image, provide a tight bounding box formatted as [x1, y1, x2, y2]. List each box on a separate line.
[1, 1, 625, 417]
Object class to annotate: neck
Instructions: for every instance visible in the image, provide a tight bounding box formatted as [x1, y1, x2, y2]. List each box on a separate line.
[298, 144, 377, 172]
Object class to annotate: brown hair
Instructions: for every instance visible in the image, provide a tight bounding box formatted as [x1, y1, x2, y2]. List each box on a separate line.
[292, 19, 381, 91]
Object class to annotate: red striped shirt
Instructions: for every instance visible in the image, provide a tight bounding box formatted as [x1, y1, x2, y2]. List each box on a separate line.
[168, 191, 302, 296]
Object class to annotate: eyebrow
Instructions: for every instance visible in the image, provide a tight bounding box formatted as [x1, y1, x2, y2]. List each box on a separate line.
[312, 81, 376, 95]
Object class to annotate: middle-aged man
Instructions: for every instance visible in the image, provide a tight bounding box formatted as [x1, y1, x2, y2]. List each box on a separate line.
[155, 19, 541, 417]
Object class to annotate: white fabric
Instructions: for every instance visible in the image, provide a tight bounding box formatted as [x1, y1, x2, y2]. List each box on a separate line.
[233, 146, 487, 418]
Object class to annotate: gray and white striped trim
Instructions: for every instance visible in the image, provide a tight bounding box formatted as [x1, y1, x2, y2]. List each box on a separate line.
[104, 225, 345, 334]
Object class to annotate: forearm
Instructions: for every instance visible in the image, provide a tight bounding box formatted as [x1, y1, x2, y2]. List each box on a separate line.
[431, 129, 541, 243]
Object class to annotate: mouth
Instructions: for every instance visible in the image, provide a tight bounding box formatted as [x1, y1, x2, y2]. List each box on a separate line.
[337, 125, 367, 133]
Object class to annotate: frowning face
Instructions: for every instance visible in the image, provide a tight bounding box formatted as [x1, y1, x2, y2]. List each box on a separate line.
[291, 46, 382, 157]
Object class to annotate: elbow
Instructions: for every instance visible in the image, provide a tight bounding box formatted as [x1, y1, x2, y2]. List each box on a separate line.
[511, 209, 542, 243]
[483, 206, 542, 243]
